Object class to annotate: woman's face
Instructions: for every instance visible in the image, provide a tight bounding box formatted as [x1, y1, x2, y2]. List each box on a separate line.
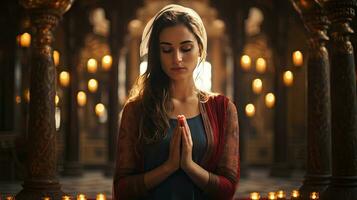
[159, 24, 201, 82]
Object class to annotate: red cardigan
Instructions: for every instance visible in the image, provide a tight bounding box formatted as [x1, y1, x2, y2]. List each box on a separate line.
[113, 94, 240, 200]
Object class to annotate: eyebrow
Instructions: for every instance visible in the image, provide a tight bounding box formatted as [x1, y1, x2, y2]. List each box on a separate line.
[160, 40, 194, 45]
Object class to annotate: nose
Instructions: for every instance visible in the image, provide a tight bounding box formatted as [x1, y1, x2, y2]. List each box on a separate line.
[173, 50, 183, 65]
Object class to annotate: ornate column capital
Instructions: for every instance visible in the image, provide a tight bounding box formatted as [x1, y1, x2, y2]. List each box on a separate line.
[321, 0, 357, 54]
[292, 0, 330, 54]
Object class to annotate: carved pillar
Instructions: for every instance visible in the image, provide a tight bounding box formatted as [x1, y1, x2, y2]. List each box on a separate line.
[270, 1, 291, 178]
[127, 20, 142, 91]
[322, 0, 357, 199]
[62, 7, 83, 176]
[291, 1, 332, 199]
[210, 19, 225, 94]
[16, 0, 72, 199]
[104, 9, 121, 177]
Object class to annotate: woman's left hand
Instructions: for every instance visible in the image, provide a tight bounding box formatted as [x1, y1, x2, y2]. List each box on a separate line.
[178, 115, 194, 171]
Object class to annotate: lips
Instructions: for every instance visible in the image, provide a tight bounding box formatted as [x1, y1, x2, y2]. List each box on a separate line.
[171, 67, 187, 72]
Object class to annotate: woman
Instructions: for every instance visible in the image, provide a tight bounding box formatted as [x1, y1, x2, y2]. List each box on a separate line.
[113, 4, 239, 200]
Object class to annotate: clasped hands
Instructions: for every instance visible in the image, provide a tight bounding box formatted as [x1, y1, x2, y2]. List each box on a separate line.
[166, 114, 194, 173]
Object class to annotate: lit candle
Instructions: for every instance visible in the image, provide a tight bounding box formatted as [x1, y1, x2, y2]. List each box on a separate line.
[250, 192, 260, 200]
[59, 71, 70, 87]
[6, 196, 15, 200]
[102, 55, 112, 71]
[43, 197, 51, 200]
[24, 88, 30, 102]
[283, 70, 293, 86]
[96, 193, 106, 200]
[268, 192, 277, 200]
[87, 58, 98, 73]
[245, 103, 255, 117]
[20, 32, 31, 47]
[265, 93, 275, 108]
[310, 192, 319, 200]
[291, 190, 300, 199]
[55, 94, 60, 106]
[241, 55, 251, 71]
[77, 194, 86, 200]
[292, 51, 303, 67]
[53, 50, 60, 67]
[252, 78, 263, 94]
[77, 91, 87, 106]
[88, 79, 98, 93]
[256, 57, 266, 73]
[15, 95, 21, 104]
[276, 190, 286, 199]
[62, 195, 71, 200]
[95, 103, 105, 117]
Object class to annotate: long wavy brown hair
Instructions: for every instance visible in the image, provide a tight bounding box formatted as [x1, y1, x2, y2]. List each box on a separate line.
[127, 10, 205, 144]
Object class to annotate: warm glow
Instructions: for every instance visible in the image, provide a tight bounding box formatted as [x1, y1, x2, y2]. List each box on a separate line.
[268, 192, 276, 200]
[293, 50, 303, 66]
[256, 57, 266, 73]
[102, 55, 112, 70]
[95, 103, 106, 117]
[310, 192, 319, 200]
[283, 70, 294, 86]
[241, 55, 251, 71]
[15, 95, 21, 104]
[96, 193, 106, 200]
[20, 32, 31, 47]
[291, 190, 300, 198]
[77, 91, 87, 106]
[62, 196, 71, 200]
[77, 194, 86, 200]
[88, 79, 98, 93]
[265, 93, 275, 108]
[245, 104, 255, 117]
[59, 71, 70, 87]
[43, 197, 50, 200]
[6, 197, 15, 200]
[53, 50, 60, 67]
[252, 78, 263, 94]
[55, 94, 60, 106]
[24, 89, 30, 102]
[87, 58, 98, 73]
[250, 192, 260, 200]
[276, 190, 285, 198]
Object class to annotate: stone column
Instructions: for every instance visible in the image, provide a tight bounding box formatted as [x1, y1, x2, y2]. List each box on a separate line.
[270, 2, 291, 177]
[62, 5, 83, 177]
[16, 0, 72, 199]
[291, 1, 332, 199]
[210, 19, 225, 94]
[322, 0, 357, 199]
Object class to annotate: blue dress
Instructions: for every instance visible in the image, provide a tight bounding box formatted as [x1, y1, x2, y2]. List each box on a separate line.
[143, 115, 207, 200]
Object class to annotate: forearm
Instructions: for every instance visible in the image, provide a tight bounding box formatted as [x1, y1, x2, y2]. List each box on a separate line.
[144, 161, 177, 190]
[182, 161, 209, 190]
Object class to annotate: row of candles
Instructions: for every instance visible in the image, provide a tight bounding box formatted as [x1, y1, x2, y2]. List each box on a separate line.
[0, 191, 319, 200]
[1, 193, 107, 200]
[241, 51, 303, 118]
[250, 190, 319, 200]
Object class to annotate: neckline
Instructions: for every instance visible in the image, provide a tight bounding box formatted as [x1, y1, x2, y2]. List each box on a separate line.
[169, 113, 201, 121]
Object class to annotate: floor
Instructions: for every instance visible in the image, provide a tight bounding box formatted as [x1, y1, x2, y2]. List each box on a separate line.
[0, 168, 304, 199]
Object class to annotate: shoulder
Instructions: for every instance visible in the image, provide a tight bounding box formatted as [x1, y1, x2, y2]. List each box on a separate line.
[201, 92, 237, 113]
[122, 99, 143, 117]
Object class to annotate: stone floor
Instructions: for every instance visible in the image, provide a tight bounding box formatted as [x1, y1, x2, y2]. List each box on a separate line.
[0, 168, 304, 199]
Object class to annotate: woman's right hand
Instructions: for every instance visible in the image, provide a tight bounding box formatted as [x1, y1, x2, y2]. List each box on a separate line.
[165, 119, 182, 172]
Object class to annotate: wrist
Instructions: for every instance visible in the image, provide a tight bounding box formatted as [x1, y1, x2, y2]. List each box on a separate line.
[182, 160, 195, 172]
[164, 161, 178, 174]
